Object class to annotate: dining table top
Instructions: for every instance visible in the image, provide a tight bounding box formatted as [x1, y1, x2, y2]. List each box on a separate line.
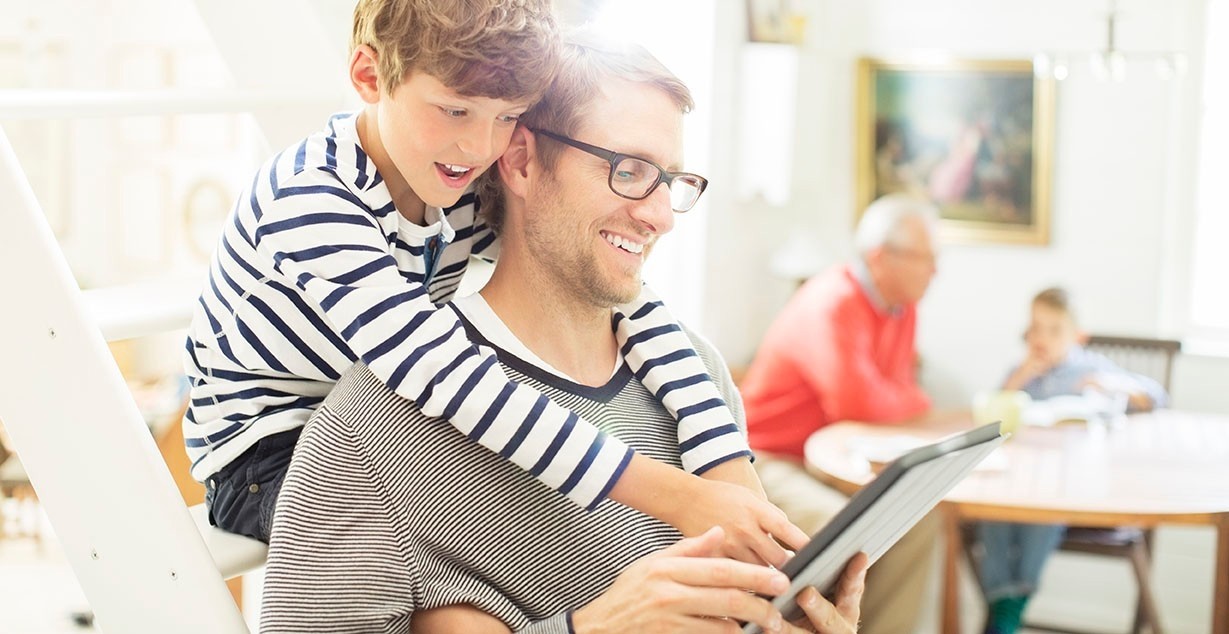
[804, 408, 1229, 527]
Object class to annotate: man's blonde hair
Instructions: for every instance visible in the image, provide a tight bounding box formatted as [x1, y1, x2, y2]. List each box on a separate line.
[478, 28, 693, 234]
[350, 0, 559, 102]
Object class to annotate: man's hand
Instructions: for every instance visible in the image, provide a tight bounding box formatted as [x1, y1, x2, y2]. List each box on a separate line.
[573, 527, 793, 634]
[783, 552, 868, 634]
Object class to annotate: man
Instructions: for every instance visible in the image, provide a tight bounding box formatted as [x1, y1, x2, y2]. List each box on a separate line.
[740, 194, 943, 634]
[260, 32, 866, 634]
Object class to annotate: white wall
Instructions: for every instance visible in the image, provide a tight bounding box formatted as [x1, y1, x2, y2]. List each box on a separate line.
[699, 2, 1220, 631]
[702, 0, 1229, 417]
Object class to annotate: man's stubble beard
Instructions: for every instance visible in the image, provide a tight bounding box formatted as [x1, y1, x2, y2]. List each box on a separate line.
[523, 173, 642, 311]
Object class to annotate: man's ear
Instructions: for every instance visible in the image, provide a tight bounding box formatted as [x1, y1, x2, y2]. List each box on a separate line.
[498, 126, 535, 199]
[350, 45, 382, 104]
[863, 247, 885, 271]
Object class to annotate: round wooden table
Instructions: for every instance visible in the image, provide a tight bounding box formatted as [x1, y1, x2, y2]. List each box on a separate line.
[804, 410, 1229, 634]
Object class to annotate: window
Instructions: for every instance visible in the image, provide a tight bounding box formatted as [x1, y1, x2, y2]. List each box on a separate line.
[591, 1, 716, 329]
[1189, 0, 1229, 346]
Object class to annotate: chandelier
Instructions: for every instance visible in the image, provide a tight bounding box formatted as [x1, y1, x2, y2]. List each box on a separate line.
[1033, 1, 1187, 81]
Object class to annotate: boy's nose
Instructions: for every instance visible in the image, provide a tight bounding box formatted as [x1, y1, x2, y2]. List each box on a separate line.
[458, 121, 495, 159]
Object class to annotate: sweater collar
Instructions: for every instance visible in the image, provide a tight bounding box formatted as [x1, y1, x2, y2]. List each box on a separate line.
[851, 259, 902, 317]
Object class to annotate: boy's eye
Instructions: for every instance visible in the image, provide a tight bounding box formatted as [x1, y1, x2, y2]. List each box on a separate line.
[440, 107, 467, 118]
[497, 114, 521, 124]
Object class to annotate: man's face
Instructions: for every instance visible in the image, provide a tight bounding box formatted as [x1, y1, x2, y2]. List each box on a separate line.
[378, 71, 529, 209]
[879, 216, 939, 306]
[522, 80, 681, 307]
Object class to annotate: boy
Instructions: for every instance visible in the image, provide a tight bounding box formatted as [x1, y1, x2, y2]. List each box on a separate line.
[978, 287, 1168, 634]
[184, 0, 805, 565]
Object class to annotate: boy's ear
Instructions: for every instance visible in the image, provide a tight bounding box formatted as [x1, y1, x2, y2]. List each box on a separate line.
[1077, 330, 1090, 346]
[350, 45, 382, 104]
[498, 126, 535, 199]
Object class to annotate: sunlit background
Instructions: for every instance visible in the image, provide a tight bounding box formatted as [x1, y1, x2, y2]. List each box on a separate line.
[1, 0, 1225, 631]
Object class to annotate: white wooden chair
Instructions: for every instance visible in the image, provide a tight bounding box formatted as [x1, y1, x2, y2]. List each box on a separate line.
[0, 128, 265, 632]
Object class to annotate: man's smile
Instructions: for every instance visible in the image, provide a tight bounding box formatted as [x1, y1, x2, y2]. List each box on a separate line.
[600, 230, 647, 255]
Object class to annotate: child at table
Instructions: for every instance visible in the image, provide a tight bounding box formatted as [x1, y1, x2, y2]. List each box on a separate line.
[978, 287, 1168, 634]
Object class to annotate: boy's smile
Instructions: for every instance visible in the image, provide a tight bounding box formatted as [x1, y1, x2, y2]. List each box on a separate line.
[437, 163, 475, 188]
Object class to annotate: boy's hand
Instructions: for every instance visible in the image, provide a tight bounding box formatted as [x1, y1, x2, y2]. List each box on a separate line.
[671, 476, 810, 568]
[694, 458, 810, 567]
[1004, 355, 1051, 390]
[608, 453, 809, 568]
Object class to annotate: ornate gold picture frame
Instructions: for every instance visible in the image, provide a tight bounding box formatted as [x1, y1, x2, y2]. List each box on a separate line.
[855, 58, 1055, 245]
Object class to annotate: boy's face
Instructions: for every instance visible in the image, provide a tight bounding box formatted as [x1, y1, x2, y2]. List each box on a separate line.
[378, 71, 530, 209]
[1025, 303, 1079, 366]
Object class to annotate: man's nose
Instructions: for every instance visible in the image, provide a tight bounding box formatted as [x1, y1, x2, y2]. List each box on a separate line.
[629, 183, 676, 236]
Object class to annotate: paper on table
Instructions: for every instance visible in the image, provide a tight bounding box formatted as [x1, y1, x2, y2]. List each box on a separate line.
[1021, 391, 1120, 427]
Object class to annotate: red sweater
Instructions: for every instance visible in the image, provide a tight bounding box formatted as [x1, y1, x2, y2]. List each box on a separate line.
[742, 264, 931, 459]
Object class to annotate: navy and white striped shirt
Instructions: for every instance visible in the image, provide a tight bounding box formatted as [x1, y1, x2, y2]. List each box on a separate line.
[183, 112, 750, 509]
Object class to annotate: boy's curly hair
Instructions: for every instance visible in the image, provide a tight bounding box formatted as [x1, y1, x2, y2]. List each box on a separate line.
[351, 0, 559, 104]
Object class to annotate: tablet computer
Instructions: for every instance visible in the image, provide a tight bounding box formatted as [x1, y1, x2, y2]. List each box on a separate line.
[744, 422, 1005, 633]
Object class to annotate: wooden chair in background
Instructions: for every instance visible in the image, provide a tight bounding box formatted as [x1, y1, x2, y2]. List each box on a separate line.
[1038, 335, 1181, 634]
[964, 335, 1181, 634]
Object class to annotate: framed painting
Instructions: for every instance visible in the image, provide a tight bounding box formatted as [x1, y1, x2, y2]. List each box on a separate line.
[747, 0, 801, 44]
[854, 58, 1055, 245]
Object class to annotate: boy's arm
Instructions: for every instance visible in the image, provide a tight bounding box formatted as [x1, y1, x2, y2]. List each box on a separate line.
[259, 189, 793, 558]
[614, 285, 753, 474]
[255, 193, 626, 509]
[1003, 356, 1051, 391]
[624, 317, 806, 565]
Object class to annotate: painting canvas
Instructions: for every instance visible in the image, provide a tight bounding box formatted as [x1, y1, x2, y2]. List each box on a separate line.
[855, 58, 1054, 245]
[747, 0, 799, 44]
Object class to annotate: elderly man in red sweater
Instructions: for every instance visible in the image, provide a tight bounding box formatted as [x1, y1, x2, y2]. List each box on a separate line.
[741, 194, 941, 634]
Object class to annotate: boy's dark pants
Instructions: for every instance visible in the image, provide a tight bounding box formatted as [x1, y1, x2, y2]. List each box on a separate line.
[204, 427, 301, 543]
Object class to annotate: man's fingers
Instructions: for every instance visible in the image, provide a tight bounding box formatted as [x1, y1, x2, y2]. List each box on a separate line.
[656, 556, 790, 596]
[671, 585, 786, 633]
[794, 587, 854, 634]
[832, 552, 869, 623]
[678, 617, 743, 634]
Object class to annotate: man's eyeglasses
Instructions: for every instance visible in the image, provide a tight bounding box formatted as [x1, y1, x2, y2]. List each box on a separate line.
[528, 128, 708, 212]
